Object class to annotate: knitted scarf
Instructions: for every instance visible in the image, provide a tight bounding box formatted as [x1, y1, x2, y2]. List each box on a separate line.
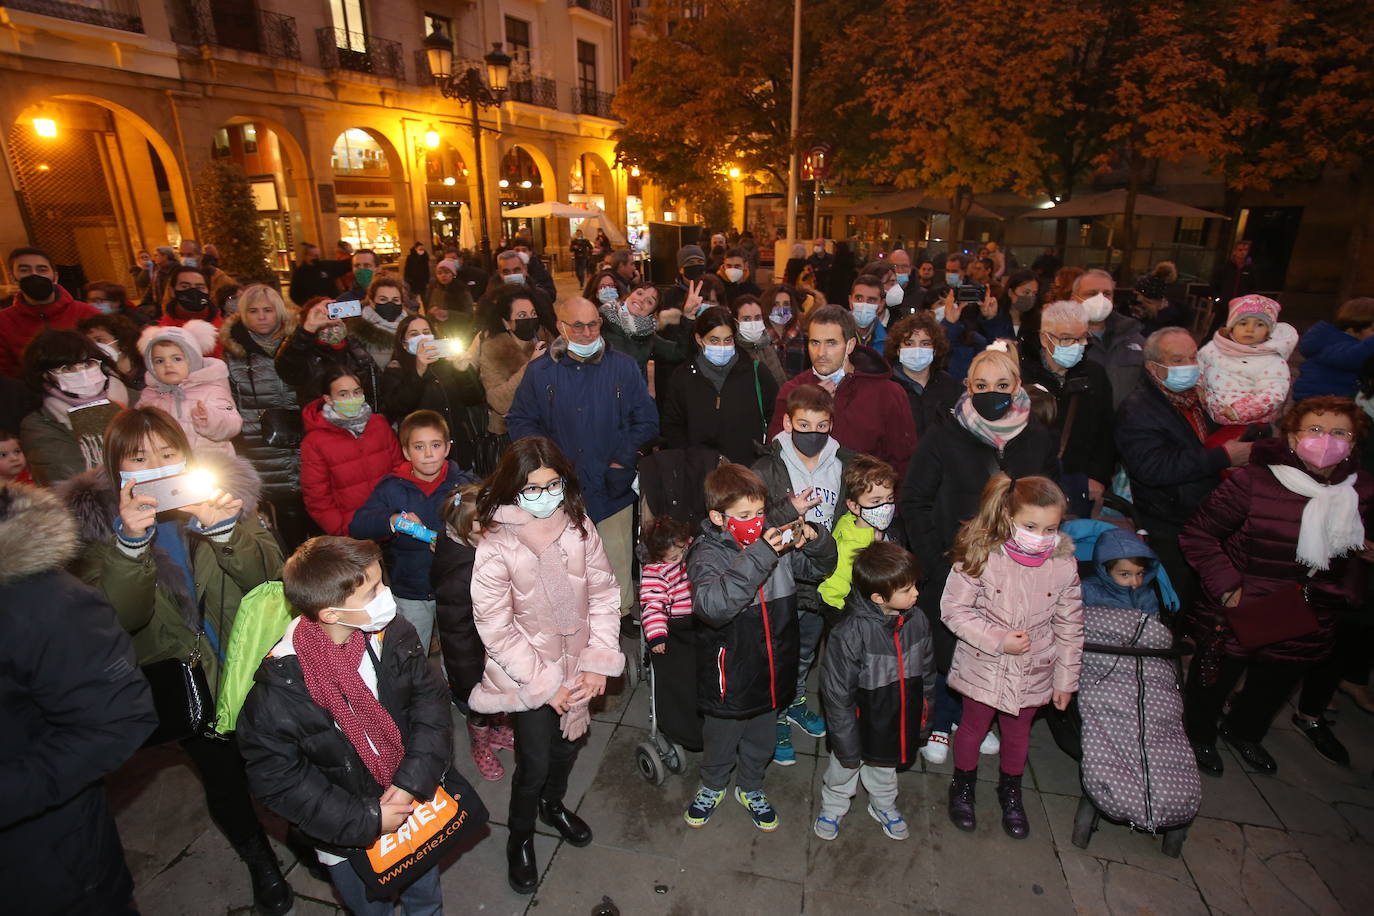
[322, 399, 373, 437]
[293, 620, 405, 788]
[1148, 370, 1209, 443]
[955, 388, 1031, 452]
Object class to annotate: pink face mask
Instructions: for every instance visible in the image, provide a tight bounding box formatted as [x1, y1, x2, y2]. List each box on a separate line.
[1295, 434, 1352, 469]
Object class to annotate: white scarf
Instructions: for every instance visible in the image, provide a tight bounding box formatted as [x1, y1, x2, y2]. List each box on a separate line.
[1268, 464, 1364, 571]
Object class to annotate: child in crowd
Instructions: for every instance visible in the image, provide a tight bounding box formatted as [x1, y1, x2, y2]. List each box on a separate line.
[639, 516, 704, 752]
[819, 455, 900, 610]
[433, 482, 514, 781]
[1197, 294, 1297, 430]
[942, 474, 1083, 839]
[300, 365, 401, 536]
[683, 464, 837, 832]
[350, 410, 478, 654]
[138, 322, 241, 456]
[237, 536, 453, 915]
[1080, 528, 1161, 614]
[816, 542, 933, 842]
[753, 384, 856, 763]
[0, 430, 31, 484]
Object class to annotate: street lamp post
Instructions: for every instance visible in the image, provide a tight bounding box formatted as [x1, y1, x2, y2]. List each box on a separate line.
[423, 30, 511, 268]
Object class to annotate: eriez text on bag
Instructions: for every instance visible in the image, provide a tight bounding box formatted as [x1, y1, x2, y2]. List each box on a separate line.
[367, 786, 467, 872]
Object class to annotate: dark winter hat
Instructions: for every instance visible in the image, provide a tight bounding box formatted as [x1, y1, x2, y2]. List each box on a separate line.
[677, 245, 706, 268]
[1134, 274, 1168, 301]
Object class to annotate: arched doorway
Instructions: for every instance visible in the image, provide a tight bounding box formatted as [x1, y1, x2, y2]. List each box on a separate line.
[331, 128, 402, 259]
[422, 139, 470, 251]
[498, 145, 545, 251]
[212, 118, 308, 277]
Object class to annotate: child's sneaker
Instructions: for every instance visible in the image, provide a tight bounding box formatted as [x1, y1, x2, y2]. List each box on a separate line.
[980, 728, 1000, 755]
[683, 786, 726, 828]
[813, 814, 841, 841]
[786, 699, 827, 737]
[774, 720, 796, 766]
[734, 787, 780, 831]
[921, 730, 950, 764]
[868, 803, 909, 841]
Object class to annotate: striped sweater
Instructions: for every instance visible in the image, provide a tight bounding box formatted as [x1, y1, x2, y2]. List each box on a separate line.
[639, 559, 694, 647]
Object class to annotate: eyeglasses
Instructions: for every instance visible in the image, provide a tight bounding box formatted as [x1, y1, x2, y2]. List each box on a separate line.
[1299, 425, 1354, 441]
[1046, 333, 1090, 346]
[520, 478, 565, 500]
[562, 318, 602, 333]
[53, 359, 97, 375]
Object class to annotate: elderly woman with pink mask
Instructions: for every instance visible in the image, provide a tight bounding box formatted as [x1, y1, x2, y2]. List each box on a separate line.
[1180, 396, 1374, 778]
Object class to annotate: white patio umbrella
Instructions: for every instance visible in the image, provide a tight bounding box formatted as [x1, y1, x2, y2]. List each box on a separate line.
[457, 202, 476, 252]
[501, 201, 596, 219]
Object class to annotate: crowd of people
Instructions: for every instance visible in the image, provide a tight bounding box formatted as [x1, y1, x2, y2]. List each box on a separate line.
[3, 230, 1374, 915]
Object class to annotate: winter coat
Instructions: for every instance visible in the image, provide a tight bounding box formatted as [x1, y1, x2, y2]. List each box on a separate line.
[601, 307, 692, 381]
[688, 518, 837, 718]
[60, 454, 283, 693]
[769, 346, 918, 482]
[1292, 321, 1374, 402]
[433, 532, 483, 701]
[380, 357, 484, 467]
[1115, 380, 1229, 527]
[942, 536, 1085, 715]
[1081, 527, 1162, 614]
[1178, 437, 1374, 663]
[467, 505, 625, 713]
[1197, 322, 1297, 425]
[740, 335, 786, 387]
[274, 326, 381, 412]
[663, 354, 779, 466]
[299, 398, 401, 537]
[346, 308, 401, 370]
[820, 593, 934, 767]
[818, 512, 879, 610]
[1084, 311, 1146, 410]
[940, 315, 988, 382]
[0, 484, 157, 915]
[220, 315, 300, 499]
[350, 461, 478, 600]
[20, 407, 93, 487]
[891, 366, 962, 437]
[287, 259, 349, 306]
[0, 286, 101, 377]
[138, 358, 241, 458]
[237, 616, 452, 855]
[477, 329, 546, 435]
[404, 251, 431, 295]
[753, 435, 856, 531]
[1020, 345, 1117, 486]
[637, 446, 726, 532]
[506, 340, 659, 523]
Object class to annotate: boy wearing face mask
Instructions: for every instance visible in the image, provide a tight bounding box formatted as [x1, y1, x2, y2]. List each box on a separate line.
[717, 247, 761, 307]
[0, 247, 102, 377]
[238, 536, 453, 915]
[819, 456, 901, 611]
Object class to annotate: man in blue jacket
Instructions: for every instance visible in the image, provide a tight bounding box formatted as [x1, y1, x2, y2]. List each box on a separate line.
[507, 296, 660, 627]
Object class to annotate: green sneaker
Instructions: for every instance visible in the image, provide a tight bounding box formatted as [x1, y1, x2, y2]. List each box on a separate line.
[774, 720, 796, 766]
[683, 786, 726, 828]
[734, 787, 780, 832]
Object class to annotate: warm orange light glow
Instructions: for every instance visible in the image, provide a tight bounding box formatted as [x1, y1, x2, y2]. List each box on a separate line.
[630, 166, 641, 178]
[33, 118, 57, 138]
[728, 167, 741, 179]
[424, 126, 440, 148]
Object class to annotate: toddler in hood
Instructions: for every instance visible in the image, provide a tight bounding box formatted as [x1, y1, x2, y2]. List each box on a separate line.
[1197, 295, 1297, 428]
[138, 320, 242, 456]
[1081, 528, 1160, 615]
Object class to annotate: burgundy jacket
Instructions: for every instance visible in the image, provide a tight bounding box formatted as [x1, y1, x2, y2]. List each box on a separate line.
[1179, 437, 1374, 663]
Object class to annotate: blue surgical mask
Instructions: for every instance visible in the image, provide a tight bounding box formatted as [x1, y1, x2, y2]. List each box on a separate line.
[1051, 343, 1085, 369]
[502, 273, 526, 285]
[1158, 362, 1201, 392]
[899, 346, 933, 373]
[517, 489, 564, 519]
[119, 461, 186, 488]
[945, 272, 961, 287]
[567, 337, 604, 358]
[895, 273, 910, 287]
[405, 333, 435, 355]
[91, 299, 117, 314]
[596, 286, 619, 305]
[816, 365, 845, 386]
[703, 344, 735, 366]
[852, 302, 879, 328]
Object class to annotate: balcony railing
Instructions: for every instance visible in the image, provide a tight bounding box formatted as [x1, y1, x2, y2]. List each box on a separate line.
[0, 0, 143, 32]
[571, 86, 616, 119]
[171, 1, 300, 60]
[569, 0, 614, 19]
[316, 27, 404, 81]
[510, 77, 558, 110]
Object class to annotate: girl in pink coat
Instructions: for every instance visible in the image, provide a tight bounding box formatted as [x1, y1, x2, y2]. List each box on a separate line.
[468, 436, 624, 896]
[941, 474, 1083, 839]
[138, 321, 241, 457]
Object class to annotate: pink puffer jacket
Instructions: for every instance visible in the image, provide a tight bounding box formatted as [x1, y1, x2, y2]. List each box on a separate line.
[941, 536, 1084, 715]
[468, 504, 625, 713]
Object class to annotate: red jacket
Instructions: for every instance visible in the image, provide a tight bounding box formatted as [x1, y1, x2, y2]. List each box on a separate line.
[0, 287, 101, 377]
[768, 344, 917, 483]
[299, 398, 402, 536]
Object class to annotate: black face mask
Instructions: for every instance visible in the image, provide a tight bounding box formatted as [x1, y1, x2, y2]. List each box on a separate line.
[511, 317, 540, 341]
[971, 391, 1013, 421]
[791, 430, 828, 458]
[175, 287, 210, 312]
[18, 275, 54, 303]
[682, 264, 706, 282]
[373, 300, 404, 321]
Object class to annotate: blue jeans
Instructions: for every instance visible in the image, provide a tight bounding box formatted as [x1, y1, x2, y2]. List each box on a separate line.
[328, 859, 443, 915]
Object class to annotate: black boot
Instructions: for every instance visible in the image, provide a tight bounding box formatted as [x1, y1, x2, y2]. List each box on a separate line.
[234, 833, 293, 916]
[507, 832, 539, 894]
[997, 772, 1029, 839]
[539, 798, 593, 846]
[947, 767, 977, 832]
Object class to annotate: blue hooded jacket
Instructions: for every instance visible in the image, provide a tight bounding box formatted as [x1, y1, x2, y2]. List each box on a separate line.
[1293, 321, 1374, 401]
[1080, 527, 1160, 614]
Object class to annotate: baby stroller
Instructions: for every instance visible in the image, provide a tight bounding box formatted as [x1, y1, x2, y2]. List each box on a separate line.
[630, 445, 724, 784]
[1061, 518, 1201, 857]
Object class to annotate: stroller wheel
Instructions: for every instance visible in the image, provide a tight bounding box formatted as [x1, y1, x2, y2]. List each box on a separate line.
[1071, 795, 1099, 849]
[635, 741, 666, 785]
[664, 743, 686, 774]
[625, 652, 642, 689]
[1161, 824, 1188, 858]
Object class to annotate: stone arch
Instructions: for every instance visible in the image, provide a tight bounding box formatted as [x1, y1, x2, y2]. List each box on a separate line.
[327, 125, 409, 260]
[215, 115, 316, 274]
[499, 140, 558, 200]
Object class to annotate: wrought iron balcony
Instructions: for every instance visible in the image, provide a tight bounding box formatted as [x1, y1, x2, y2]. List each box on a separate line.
[510, 77, 558, 110]
[316, 27, 405, 81]
[568, 0, 614, 19]
[0, 0, 143, 32]
[571, 86, 616, 119]
[171, 2, 300, 60]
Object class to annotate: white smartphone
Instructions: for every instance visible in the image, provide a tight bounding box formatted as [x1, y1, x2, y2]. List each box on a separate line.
[134, 471, 216, 511]
[432, 337, 465, 357]
[326, 298, 363, 320]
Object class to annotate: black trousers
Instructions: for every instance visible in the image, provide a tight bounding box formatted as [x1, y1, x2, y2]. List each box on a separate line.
[509, 706, 581, 836]
[1184, 654, 1310, 744]
[1298, 617, 1373, 715]
[180, 733, 267, 850]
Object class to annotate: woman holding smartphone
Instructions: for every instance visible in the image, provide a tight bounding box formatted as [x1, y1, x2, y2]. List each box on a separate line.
[381, 313, 484, 470]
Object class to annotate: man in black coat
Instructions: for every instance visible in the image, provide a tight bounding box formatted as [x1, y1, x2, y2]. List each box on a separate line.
[288, 243, 351, 306]
[0, 484, 157, 914]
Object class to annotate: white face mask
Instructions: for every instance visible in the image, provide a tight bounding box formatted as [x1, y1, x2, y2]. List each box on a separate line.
[53, 365, 108, 400]
[724, 267, 745, 283]
[884, 284, 904, 307]
[518, 488, 565, 519]
[859, 502, 896, 531]
[405, 333, 435, 355]
[119, 461, 186, 488]
[516, 250, 531, 265]
[1081, 292, 1113, 322]
[95, 341, 121, 362]
[737, 319, 766, 343]
[331, 585, 397, 633]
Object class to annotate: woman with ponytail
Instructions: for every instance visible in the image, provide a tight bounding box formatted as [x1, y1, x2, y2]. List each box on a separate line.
[941, 474, 1083, 840]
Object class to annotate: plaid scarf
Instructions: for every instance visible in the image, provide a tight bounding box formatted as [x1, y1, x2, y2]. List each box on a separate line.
[955, 388, 1031, 452]
[1148, 370, 1209, 443]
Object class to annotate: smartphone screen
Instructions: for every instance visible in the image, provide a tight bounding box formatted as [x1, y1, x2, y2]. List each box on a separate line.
[134, 472, 215, 511]
[326, 299, 363, 320]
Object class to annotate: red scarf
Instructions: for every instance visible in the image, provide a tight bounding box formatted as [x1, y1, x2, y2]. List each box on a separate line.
[398, 460, 449, 497]
[1148, 370, 1209, 443]
[294, 620, 405, 787]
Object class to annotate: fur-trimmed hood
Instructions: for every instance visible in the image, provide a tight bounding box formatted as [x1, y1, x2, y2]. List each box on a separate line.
[220, 308, 298, 361]
[480, 328, 539, 377]
[0, 483, 79, 584]
[346, 308, 402, 349]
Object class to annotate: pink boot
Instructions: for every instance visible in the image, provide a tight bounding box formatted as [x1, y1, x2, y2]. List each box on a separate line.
[468, 720, 505, 781]
[489, 714, 515, 751]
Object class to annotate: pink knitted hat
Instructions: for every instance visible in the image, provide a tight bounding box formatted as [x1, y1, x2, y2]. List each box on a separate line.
[1227, 294, 1279, 329]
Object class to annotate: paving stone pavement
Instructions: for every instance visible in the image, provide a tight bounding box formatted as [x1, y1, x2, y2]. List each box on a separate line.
[109, 636, 1374, 916]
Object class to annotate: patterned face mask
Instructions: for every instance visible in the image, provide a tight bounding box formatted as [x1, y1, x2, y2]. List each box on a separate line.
[316, 324, 348, 346]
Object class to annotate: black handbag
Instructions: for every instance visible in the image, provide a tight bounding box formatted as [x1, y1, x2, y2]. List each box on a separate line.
[140, 633, 214, 746]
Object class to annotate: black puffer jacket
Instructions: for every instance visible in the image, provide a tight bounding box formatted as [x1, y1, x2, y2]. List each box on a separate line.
[221, 315, 300, 499]
[1020, 342, 1117, 487]
[687, 519, 836, 718]
[237, 615, 452, 855]
[1115, 379, 1228, 526]
[890, 366, 962, 437]
[274, 326, 381, 412]
[432, 532, 483, 702]
[381, 356, 485, 470]
[662, 354, 779, 466]
[820, 592, 934, 767]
